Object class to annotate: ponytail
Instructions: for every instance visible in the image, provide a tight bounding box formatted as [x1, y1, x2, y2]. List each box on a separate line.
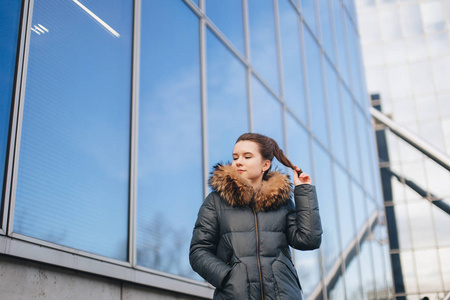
[236, 133, 302, 178]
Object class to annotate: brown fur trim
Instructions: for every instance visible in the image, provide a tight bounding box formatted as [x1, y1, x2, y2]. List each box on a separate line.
[209, 163, 293, 211]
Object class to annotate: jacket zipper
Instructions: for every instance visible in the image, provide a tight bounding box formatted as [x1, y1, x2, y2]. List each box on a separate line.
[253, 209, 264, 300]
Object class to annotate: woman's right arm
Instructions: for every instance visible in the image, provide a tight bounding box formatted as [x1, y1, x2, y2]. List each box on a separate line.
[189, 193, 231, 288]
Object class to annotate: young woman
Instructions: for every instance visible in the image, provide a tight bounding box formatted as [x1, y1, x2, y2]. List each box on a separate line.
[189, 133, 322, 300]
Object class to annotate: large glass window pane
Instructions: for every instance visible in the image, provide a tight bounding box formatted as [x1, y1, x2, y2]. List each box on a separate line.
[286, 113, 311, 176]
[324, 58, 346, 165]
[205, 0, 245, 54]
[278, 0, 308, 124]
[318, 0, 336, 64]
[313, 142, 340, 275]
[379, 8, 402, 40]
[327, 273, 346, 300]
[341, 86, 361, 181]
[304, 29, 329, 148]
[439, 247, 450, 291]
[14, 0, 132, 260]
[295, 250, 320, 299]
[300, 0, 318, 37]
[421, 0, 446, 33]
[351, 181, 367, 232]
[334, 164, 356, 250]
[393, 203, 413, 250]
[252, 76, 284, 150]
[410, 60, 434, 96]
[332, 0, 350, 86]
[400, 251, 419, 294]
[207, 29, 248, 168]
[432, 199, 450, 247]
[400, 4, 423, 37]
[359, 238, 377, 299]
[415, 248, 445, 293]
[248, 0, 280, 94]
[344, 252, 364, 299]
[0, 0, 22, 225]
[345, 17, 363, 104]
[408, 201, 436, 249]
[372, 222, 394, 298]
[356, 112, 374, 197]
[138, 0, 201, 279]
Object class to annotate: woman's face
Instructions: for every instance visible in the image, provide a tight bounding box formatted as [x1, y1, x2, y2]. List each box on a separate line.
[232, 141, 271, 187]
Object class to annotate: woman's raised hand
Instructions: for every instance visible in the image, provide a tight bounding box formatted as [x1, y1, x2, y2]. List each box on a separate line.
[293, 165, 312, 186]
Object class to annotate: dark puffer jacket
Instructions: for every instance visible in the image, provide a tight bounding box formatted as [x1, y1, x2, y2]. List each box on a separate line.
[189, 164, 322, 300]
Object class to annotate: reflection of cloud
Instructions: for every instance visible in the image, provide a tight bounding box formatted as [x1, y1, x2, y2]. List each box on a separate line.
[138, 65, 201, 178]
[248, 1, 280, 93]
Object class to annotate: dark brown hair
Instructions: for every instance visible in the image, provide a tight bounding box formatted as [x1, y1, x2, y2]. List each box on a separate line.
[236, 133, 300, 178]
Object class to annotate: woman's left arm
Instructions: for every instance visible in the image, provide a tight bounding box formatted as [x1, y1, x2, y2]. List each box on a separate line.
[286, 170, 323, 250]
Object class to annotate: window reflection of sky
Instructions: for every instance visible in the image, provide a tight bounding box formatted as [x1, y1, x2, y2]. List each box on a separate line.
[324, 58, 347, 166]
[251, 76, 284, 172]
[205, 0, 245, 55]
[137, 0, 202, 279]
[0, 0, 22, 222]
[278, 0, 308, 124]
[313, 142, 340, 275]
[319, 0, 336, 65]
[206, 29, 248, 169]
[332, 0, 350, 86]
[248, 0, 280, 95]
[300, 0, 318, 37]
[334, 164, 356, 251]
[14, 0, 132, 260]
[304, 28, 330, 149]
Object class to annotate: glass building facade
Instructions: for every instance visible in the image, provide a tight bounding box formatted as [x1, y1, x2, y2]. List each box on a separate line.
[356, 0, 450, 299]
[1, 0, 393, 299]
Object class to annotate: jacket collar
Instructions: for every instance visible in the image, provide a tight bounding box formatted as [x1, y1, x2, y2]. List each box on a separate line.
[208, 163, 292, 212]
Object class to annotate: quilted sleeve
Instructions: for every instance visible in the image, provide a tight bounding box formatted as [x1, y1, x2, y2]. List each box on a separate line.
[286, 184, 323, 250]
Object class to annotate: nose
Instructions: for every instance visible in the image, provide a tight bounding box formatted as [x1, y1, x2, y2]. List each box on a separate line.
[235, 158, 243, 166]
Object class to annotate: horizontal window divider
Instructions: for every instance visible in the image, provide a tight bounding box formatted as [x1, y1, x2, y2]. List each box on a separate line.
[0, 235, 214, 299]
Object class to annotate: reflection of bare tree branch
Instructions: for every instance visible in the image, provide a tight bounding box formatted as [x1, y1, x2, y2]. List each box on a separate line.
[137, 212, 197, 279]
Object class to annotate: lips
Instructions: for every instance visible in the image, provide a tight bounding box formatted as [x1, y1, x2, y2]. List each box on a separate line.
[237, 169, 245, 174]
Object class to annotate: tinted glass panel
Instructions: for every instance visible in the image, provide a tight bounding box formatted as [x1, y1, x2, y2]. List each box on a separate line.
[14, 0, 132, 260]
[286, 113, 312, 175]
[344, 252, 364, 299]
[318, 0, 336, 63]
[341, 86, 361, 181]
[248, 0, 280, 94]
[137, 0, 202, 279]
[351, 181, 367, 232]
[372, 222, 394, 297]
[252, 76, 284, 157]
[345, 16, 364, 106]
[355, 111, 374, 197]
[295, 249, 321, 298]
[334, 164, 355, 250]
[332, 0, 350, 85]
[207, 29, 248, 168]
[324, 58, 346, 165]
[304, 29, 329, 147]
[278, 0, 308, 124]
[313, 142, 340, 275]
[327, 273, 346, 300]
[300, 0, 318, 37]
[359, 237, 377, 299]
[0, 0, 22, 225]
[205, 0, 245, 54]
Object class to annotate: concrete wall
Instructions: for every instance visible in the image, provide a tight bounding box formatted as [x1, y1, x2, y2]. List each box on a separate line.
[0, 255, 205, 300]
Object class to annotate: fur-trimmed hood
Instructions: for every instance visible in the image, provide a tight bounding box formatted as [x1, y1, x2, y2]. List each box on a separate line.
[208, 163, 293, 212]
